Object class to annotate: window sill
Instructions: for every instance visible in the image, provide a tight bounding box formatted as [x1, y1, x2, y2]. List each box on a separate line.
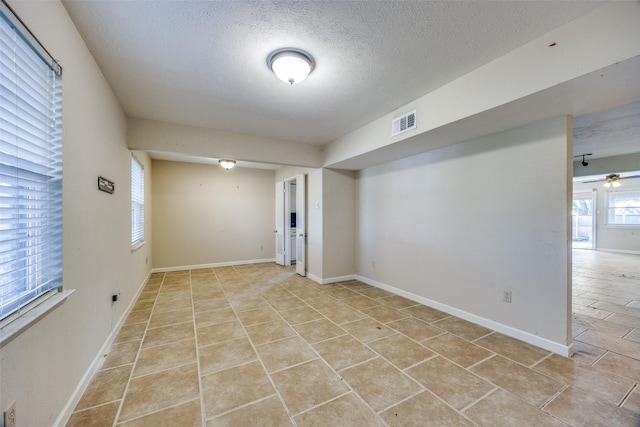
[0, 289, 75, 349]
[131, 241, 145, 252]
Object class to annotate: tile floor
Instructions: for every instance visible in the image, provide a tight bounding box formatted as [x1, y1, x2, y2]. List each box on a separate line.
[67, 250, 640, 426]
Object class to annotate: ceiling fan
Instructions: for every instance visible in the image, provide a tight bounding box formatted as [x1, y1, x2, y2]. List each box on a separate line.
[582, 173, 640, 188]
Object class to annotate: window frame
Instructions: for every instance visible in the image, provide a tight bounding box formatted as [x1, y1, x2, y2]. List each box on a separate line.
[131, 154, 145, 249]
[0, 0, 71, 345]
[604, 189, 640, 228]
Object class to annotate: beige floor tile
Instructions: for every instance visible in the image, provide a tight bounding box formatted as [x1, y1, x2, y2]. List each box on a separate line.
[256, 335, 317, 373]
[572, 340, 607, 365]
[197, 320, 246, 347]
[131, 298, 156, 312]
[74, 365, 132, 411]
[147, 308, 193, 329]
[119, 399, 202, 427]
[119, 364, 200, 422]
[319, 305, 367, 324]
[156, 289, 191, 303]
[401, 305, 450, 323]
[230, 297, 269, 312]
[67, 401, 120, 427]
[133, 339, 197, 377]
[576, 329, 640, 359]
[406, 356, 493, 410]
[471, 355, 563, 407]
[142, 322, 195, 349]
[313, 334, 377, 371]
[607, 313, 640, 329]
[572, 314, 633, 337]
[341, 318, 396, 343]
[622, 386, 640, 414]
[322, 286, 361, 299]
[544, 386, 640, 426]
[624, 329, 640, 343]
[199, 337, 257, 375]
[377, 295, 419, 310]
[356, 287, 394, 299]
[423, 333, 493, 368]
[475, 332, 550, 366]
[194, 297, 230, 313]
[153, 298, 192, 314]
[192, 287, 224, 301]
[579, 292, 632, 306]
[207, 395, 292, 427]
[387, 317, 445, 342]
[114, 323, 146, 344]
[592, 301, 640, 318]
[293, 318, 345, 343]
[360, 305, 409, 323]
[278, 306, 323, 325]
[572, 303, 614, 319]
[465, 389, 565, 427]
[236, 306, 280, 326]
[368, 334, 434, 369]
[271, 359, 349, 415]
[195, 306, 238, 329]
[593, 351, 640, 383]
[342, 295, 381, 310]
[124, 309, 152, 326]
[102, 341, 140, 370]
[341, 357, 421, 412]
[381, 390, 475, 427]
[267, 295, 307, 311]
[431, 316, 492, 341]
[202, 361, 275, 417]
[295, 393, 384, 427]
[245, 319, 296, 345]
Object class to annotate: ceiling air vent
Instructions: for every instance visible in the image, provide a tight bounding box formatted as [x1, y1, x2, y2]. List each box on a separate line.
[391, 110, 417, 136]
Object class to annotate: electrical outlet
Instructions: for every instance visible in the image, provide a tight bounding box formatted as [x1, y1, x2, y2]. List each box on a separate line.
[503, 290, 512, 303]
[4, 400, 16, 427]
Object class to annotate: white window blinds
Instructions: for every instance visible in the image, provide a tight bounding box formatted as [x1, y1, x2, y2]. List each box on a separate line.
[131, 155, 144, 245]
[0, 3, 63, 321]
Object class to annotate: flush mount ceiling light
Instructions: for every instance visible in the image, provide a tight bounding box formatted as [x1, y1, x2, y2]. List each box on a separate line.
[218, 159, 236, 170]
[267, 48, 315, 85]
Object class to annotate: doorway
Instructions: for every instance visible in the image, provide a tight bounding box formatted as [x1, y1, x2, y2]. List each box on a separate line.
[572, 191, 596, 250]
[275, 174, 306, 276]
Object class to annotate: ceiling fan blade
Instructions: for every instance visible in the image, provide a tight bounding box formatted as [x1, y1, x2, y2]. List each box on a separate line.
[621, 175, 640, 180]
[581, 179, 603, 183]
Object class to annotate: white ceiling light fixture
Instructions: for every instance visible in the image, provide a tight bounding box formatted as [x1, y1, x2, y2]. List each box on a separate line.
[603, 173, 621, 188]
[218, 159, 236, 170]
[267, 48, 315, 85]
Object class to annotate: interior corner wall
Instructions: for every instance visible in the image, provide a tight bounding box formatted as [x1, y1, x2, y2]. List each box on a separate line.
[1, 1, 152, 426]
[322, 169, 356, 280]
[151, 160, 275, 268]
[356, 116, 572, 347]
[573, 178, 640, 253]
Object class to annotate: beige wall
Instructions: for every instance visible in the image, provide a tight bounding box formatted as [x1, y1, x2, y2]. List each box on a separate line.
[1, 2, 152, 426]
[322, 169, 356, 279]
[152, 160, 275, 268]
[357, 117, 572, 353]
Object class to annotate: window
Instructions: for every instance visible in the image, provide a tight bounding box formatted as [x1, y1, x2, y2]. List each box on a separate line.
[131, 155, 144, 246]
[606, 190, 640, 227]
[0, 3, 63, 321]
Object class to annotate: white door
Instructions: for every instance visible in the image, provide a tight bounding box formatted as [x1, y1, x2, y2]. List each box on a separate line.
[295, 174, 306, 276]
[275, 181, 285, 265]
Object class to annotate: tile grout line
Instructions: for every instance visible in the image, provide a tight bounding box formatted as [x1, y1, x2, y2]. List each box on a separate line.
[112, 272, 166, 426]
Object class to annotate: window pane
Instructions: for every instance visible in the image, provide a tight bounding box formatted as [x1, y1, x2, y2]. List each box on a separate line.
[0, 6, 63, 321]
[131, 156, 144, 245]
[607, 190, 640, 226]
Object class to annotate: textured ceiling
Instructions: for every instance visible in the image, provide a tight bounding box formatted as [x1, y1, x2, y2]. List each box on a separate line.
[62, 0, 604, 146]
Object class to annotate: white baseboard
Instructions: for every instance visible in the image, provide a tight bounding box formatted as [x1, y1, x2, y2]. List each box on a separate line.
[596, 248, 640, 256]
[152, 258, 276, 273]
[53, 270, 152, 427]
[356, 275, 573, 357]
[308, 273, 357, 285]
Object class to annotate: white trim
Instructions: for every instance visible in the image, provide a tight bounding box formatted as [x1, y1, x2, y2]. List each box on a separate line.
[307, 273, 357, 285]
[0, 289, 75, 348]
[596, 248, 640, 256]
[53, 271, 151, 427]
[356, 275, 574, 357]
[151, 258, 276, 273]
